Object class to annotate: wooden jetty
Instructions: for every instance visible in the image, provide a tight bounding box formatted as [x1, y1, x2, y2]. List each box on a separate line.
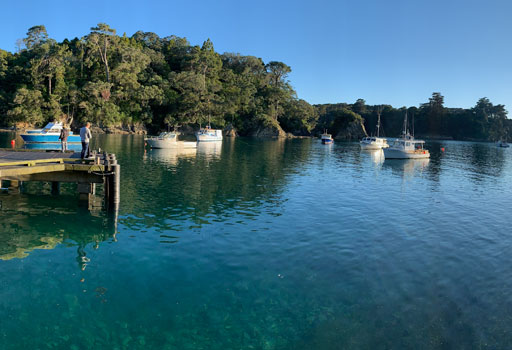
[0, 149, 120, 210]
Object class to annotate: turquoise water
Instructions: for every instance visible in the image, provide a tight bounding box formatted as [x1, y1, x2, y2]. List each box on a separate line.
[1, 133, 512, 349]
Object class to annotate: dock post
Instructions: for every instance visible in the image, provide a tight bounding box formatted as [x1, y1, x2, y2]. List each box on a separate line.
[51, 181, 60, 195]
[110, 164, 121, 206]
[78, 182, 94, 201]
[8, 180, 20, 193]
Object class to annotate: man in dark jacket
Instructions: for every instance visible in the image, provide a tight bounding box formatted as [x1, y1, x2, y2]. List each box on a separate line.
[59, 124, 70, 152]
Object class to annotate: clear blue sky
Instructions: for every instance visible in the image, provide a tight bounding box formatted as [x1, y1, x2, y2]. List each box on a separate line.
[2, 0, 512, 110]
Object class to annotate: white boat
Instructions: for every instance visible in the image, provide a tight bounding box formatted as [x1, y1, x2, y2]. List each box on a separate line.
[321, 130, 333, 144]
[496, 140, 510, 148]
[196, 127, 223, 142]
[360, 110, 388, 149]
[383, 113, 430, 159]
[360, 136, 389, 150]
[145, 132, 197, 149]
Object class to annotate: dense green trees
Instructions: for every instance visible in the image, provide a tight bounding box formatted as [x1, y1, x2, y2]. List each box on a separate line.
[315, 93, 511, 141]
[0, 24, 316, 135]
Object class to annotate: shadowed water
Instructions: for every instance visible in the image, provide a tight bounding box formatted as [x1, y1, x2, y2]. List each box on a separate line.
[1, 133, 512, 349]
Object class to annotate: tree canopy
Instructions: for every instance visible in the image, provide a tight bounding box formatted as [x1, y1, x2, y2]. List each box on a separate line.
[0, 24, 316, 135]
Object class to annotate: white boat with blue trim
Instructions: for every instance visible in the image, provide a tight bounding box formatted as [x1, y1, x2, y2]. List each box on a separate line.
[196, 126, 223, 142]
[321, 130, 333, 144]
[21, 122, 80, 143]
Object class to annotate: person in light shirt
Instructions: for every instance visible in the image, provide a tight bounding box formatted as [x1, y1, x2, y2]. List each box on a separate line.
[80, 122, 92, 159]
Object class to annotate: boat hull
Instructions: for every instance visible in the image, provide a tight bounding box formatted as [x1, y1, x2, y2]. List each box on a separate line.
[21, 134, 81, 143]
[360, 142, 388, 150]
[322, 139, 333, 144]
[146, 139, 197, 149]
[384, 148, 430, 159]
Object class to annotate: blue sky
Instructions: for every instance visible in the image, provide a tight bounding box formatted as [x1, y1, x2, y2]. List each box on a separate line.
[1, 0, 512, 110]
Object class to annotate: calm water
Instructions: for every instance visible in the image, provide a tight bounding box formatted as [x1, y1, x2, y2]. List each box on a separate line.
[1, 133, 512, 349]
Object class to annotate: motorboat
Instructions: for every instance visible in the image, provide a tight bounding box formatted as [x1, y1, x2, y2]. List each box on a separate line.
[20, 122, 80, 143]
[145, 132, 197, 149]
[497, 140, 510, 148]
[321, 130, 333, 144]
[360, 109, 388, 149]
[360, 136, 388, 150]
[384, 136, 430, 159]
[196, 126, 223, 142]
[383, 112, 430, 159]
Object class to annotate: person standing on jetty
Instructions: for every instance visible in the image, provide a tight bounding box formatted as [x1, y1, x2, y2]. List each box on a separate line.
[59, 124, 70, 152]
[80, 122, 92, 159]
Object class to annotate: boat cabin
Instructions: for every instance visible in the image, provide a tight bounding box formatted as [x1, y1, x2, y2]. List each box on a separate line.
[390, 139, 426, 151]
[41, 122, 64, 134]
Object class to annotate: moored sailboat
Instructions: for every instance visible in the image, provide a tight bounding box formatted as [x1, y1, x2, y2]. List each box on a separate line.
[383, 112, 430, 159]
[360, 109, 388, 149]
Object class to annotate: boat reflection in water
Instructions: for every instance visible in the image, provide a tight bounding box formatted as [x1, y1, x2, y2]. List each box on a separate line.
[0, 194, 116, 269]
[23, 142, 81, 152]
[197, 141, 222, 160]
[361, 148, 385, 165]
[144, 147, 197, 166]
[383, 158, 430, 179]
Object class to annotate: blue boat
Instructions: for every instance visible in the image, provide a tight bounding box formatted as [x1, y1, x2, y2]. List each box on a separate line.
[20, 122, 81, 143]
[321, 130, 333, 144]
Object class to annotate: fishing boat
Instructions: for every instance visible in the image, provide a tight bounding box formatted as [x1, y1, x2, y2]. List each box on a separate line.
[196, 126, 223, 142]
[383, 112, 430, 159]
[360, 136, 388, 150]
[20, 122, 80, 143]
[496, 140, 510, 148]
[321, 130, 333, 144]
[360, 110, 388, 149]
[145, 132, 197, 149]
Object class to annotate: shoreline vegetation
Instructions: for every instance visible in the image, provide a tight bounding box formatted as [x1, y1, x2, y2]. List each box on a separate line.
[0, 24, 510, 142]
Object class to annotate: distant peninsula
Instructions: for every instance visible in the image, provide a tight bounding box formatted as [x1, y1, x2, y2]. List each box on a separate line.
[0, 24, 509, 142]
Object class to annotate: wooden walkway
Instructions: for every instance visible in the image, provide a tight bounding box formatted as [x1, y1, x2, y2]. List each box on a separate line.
[0, 149, 120, 210]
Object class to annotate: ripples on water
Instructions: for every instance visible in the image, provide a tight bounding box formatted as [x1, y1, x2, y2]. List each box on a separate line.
[1, 134, 512, 349]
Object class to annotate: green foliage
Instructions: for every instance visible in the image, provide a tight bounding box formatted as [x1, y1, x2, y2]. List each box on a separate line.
[316, 94, 510, 141]
[0, 23, 314, 134]
[7, 88, 44, 125]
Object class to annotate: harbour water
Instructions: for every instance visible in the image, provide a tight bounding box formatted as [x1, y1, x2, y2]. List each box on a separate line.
[1, 133, 512, 349]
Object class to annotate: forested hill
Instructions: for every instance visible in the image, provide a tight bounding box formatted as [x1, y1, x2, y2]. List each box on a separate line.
[317, 94, 511, 142]
[0, 24, 316, 135]
[0, 24, 510, 141]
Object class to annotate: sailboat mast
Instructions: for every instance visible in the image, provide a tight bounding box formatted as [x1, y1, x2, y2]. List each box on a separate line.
[376, 110, 381, 137]
[403, 111, 408, 137]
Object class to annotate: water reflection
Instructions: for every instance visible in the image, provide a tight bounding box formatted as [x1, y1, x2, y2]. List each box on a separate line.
[144, 147, 197, 166]
[0, 193, 116, 266]
[383, 158, 430, 178]
[197, 141, 223, 160]
[120, 138, 313, 231]
[360, 149, 385, 165]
